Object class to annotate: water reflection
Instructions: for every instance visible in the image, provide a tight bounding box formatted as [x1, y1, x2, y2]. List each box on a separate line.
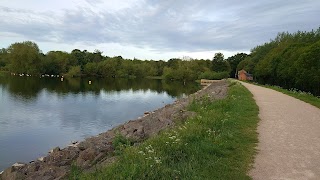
[0, 76, 199, 100]
[0, 75, 199, 171]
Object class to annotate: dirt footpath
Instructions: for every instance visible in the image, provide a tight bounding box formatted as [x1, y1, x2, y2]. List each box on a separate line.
[241, 82, 320, 180]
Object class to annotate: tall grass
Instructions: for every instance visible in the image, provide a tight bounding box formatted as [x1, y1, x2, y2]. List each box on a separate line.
[75, 81, 259, 179]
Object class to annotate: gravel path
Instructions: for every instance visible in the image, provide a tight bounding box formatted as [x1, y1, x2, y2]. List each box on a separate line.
[241, 82, 320, 180]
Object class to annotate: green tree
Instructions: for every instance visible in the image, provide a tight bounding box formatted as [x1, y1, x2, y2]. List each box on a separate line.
[0, 48, 8, 69]
[84, 62, 99, 76]
[212, 53, 231, 73]
[43, 51, 70, 75]
[251, 27, 320, 95]
[66, 66, 81, 77]
[237, 57, 255, 73]
[7, 41, 42, 75]
[226, 53, 248, 78]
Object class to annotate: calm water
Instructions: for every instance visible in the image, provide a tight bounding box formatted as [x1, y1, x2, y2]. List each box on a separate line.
[0, 75, 199, 171]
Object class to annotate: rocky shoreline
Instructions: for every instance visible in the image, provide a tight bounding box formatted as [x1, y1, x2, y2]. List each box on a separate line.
[0, 80, 228, 180]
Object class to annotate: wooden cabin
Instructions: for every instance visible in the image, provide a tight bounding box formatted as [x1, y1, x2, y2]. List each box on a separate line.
[238, 69, 253, 81]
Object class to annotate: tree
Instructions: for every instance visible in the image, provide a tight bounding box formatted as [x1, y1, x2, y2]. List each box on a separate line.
[237, 57, 255, 73]
[0, 48, 8, 68]
[226, 53, 248, 78]
[7, 41, 42, 75]
[70, 49, 86, 73]
[43, 51, 70, 75]
[250, 27, 320, 95]
[212, 52, 231, 73]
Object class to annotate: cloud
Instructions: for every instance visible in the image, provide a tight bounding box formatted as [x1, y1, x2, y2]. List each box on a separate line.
[0, 0, 319, 59]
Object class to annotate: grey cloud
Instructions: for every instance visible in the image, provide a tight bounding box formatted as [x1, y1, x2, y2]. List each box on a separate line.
[0, 0, 319, 53]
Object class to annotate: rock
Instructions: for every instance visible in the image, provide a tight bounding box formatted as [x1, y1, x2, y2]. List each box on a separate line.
[36, 175, 54, 180]
[49, 147, 60, 154]
[144, 111, 150, 115]
[10, 163, 26, 174]
[76, 147, 98, 168]
[78, 148, 97, 162]
[46, 148, 79, 166]
[12, 163, 25, 168]
[68, 141, 79, 148]
[38, 157, 46, 162]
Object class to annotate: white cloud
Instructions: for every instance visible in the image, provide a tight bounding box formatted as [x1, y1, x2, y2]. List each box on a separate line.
[0, 0, 319, 60]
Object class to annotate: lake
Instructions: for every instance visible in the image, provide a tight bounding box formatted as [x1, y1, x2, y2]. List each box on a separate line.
[0, 75, 199, 171]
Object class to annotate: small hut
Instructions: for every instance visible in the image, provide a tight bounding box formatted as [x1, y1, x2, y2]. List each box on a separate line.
[238, 69, 253, 81]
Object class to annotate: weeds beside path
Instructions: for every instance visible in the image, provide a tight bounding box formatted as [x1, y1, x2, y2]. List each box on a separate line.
[77, 81, 259, 179]
[246, 82, 320, 109]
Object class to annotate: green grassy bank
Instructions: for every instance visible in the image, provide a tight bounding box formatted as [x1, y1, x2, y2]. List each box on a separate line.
[253, 83, 320, 109]
[73, 81, 259, 179]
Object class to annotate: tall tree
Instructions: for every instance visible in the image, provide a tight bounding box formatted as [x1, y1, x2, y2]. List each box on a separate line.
[0, 48, 8, 68]
[7, 41, 42, 75]
[226, 53, 248, 78]
[212, 52, 231, 73]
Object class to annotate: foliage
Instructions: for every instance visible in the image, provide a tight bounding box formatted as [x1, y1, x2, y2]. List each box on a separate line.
[76, 81, 259, 179]
[7, 41, 42, 75]
[43, 51, 70, 75]
[0, 48, 8, 69]
[199, 71, 229, 80]
[66, 66, 81, 77]
[69, 163, 82, 180]
[212, 52, 231, 73]
[237, 56, 255, 73]
[2, 41, 231, 82]
[113, 134, 134, 155]
[244, 27, 320, 95]
[226, 53, 248, 78]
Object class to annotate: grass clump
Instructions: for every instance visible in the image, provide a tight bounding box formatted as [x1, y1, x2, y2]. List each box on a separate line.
[78, 81, 259, 179]
[112, 133, 135, 155]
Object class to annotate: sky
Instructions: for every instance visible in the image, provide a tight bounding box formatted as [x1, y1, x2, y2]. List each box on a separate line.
[0, 0, 319, 60]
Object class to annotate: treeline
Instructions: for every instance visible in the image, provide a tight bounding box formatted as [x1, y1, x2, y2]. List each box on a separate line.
[237, 27, 320, 95]
[0, 42, 237, 82]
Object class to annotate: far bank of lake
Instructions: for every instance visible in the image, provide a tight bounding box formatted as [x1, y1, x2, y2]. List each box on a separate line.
[0, 75, 200, 171]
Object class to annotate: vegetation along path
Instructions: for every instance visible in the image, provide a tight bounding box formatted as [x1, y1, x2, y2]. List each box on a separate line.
[241, 82, 320, 179]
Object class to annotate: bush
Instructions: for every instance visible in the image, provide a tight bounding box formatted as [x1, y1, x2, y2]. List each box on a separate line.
[199, 71, 229, 80]
[66, 66, 81, 77]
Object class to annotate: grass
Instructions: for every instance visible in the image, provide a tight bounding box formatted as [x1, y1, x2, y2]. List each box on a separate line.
[73, 81, 259, 179]
[252, 83, 320, 109]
